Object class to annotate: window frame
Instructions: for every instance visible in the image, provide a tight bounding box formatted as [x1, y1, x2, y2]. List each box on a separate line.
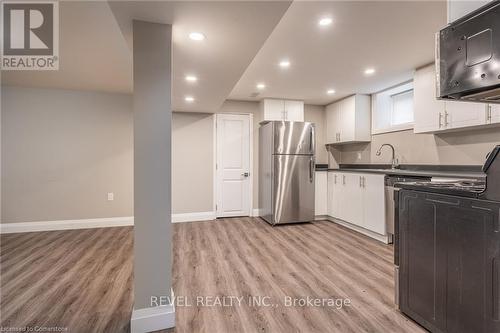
[371, 81, 415, 135]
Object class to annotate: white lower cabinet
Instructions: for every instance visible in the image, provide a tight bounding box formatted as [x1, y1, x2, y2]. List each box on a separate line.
[327, 171, 386, 236]
[361, 174, 386, 235]
[314, 171, 327, 216]
[488, 104, 500, 124]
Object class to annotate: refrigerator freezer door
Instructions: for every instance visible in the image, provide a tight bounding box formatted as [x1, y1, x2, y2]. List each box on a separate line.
[272, 154, 315, 224]
[273, 122, 315, 155]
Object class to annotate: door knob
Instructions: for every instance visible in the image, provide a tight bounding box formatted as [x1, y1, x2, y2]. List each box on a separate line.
[242, 172, 250, 177]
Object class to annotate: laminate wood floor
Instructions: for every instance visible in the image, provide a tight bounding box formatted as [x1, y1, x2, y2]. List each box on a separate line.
[0, 218, 426, 333]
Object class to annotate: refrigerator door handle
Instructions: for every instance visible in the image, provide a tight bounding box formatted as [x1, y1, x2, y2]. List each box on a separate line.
[310, 125, 315, 154]
[309, 156, 314, 183]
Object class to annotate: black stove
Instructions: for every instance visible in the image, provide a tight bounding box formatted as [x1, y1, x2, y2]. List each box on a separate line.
[396, 145, 500, 200]
[398, 179, 486, 198]
[395, 145, 500, 333]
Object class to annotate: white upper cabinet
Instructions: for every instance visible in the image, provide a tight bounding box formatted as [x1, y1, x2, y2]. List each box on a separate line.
[260, 99, 304, 122]
[447, 0, 492, 23]
[261, 99, 285, 121]
[284, 100, 304, 121]
[488, 104, 500, 124]
[413, 64, 488, 133]
[326, 94, 371, 144]
[413, 64, 445, 133]
[444, 101, 487, 130]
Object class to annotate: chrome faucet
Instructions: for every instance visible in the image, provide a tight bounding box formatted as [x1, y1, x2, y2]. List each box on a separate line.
[376, 144, 399, 169]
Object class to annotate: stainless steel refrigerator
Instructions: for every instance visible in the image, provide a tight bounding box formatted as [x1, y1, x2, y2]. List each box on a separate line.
[259, 121, 315, 225]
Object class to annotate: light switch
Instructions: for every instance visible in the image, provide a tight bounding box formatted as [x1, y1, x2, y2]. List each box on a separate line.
[107, 192, 114, 201]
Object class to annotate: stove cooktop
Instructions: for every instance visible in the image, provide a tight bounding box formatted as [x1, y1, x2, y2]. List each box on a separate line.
[396, 179, 486, 198]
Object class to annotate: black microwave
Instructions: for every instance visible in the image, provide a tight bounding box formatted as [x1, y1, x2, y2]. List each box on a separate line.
[436, 1, 500, 103]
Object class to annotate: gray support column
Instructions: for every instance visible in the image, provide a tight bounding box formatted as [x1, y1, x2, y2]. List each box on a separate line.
[131, 20, 174, 332]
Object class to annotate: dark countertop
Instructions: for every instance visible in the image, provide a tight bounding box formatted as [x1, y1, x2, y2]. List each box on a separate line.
[326, 164, 485, 179]
[315, 164, 329, 171]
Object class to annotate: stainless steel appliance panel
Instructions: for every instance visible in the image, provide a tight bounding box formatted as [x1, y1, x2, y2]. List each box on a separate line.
[272, 121, 315, 155]
[272, 154, 315, 224]
[259, 123, 273, 224]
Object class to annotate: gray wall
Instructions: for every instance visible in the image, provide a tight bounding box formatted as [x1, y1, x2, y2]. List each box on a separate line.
[329, 127, 500, 166]
[172, 112, 214, 214]
[132, 20, 172, 310]
[1, 93, 330, 222]
[304, 104, 328, 164]
[1, 86, 133, 223]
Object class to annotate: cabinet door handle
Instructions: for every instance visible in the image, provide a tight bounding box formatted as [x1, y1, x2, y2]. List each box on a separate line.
[444, 111, 449, 126]
[334, 174, 337, 184]
[362, 177, 366, 188]
[342, 175, 346, 185]
[359, 176, 362, 188]
[488, 105, 492, 123]
[439, 112, 443, 128]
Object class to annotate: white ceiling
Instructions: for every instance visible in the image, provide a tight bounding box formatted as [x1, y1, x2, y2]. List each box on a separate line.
[1, 1, 447, 111]
[229, 1, 447, 105]
[1, 1, 132, 94]
[106, 1, 292, 112]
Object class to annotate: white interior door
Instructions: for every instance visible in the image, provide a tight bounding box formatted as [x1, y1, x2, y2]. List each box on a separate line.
[216, 114, 251, 217]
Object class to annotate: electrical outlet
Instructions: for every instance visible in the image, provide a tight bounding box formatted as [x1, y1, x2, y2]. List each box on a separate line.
[107, 192, 114, 201]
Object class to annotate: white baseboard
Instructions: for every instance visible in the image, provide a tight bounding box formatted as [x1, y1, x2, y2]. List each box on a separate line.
[252, 208, 262, 217]
[0, 211, 220, 234]
[131, 289, 175, 333]
[171, 211, 216, 223]
[325, 216, 390, 244]
[0, 216, 134, 234]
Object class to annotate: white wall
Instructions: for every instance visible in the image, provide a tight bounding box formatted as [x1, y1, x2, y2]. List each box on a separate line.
[330, 127, 500, 166]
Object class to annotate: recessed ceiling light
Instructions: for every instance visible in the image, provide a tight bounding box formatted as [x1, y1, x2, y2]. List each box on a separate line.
[364, 68, 376, 75]
[189, 32, 205, 41]
[279, 60, 290, 68]
[185, 96, 195, 102]
[256, 83, 266, 90]
[327, 89, 336, 95]
[318, 17, 333, 26]
[185, 75, 197, 82]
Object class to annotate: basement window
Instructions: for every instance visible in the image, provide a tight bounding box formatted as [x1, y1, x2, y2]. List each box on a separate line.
[372, 81, 414, 134]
